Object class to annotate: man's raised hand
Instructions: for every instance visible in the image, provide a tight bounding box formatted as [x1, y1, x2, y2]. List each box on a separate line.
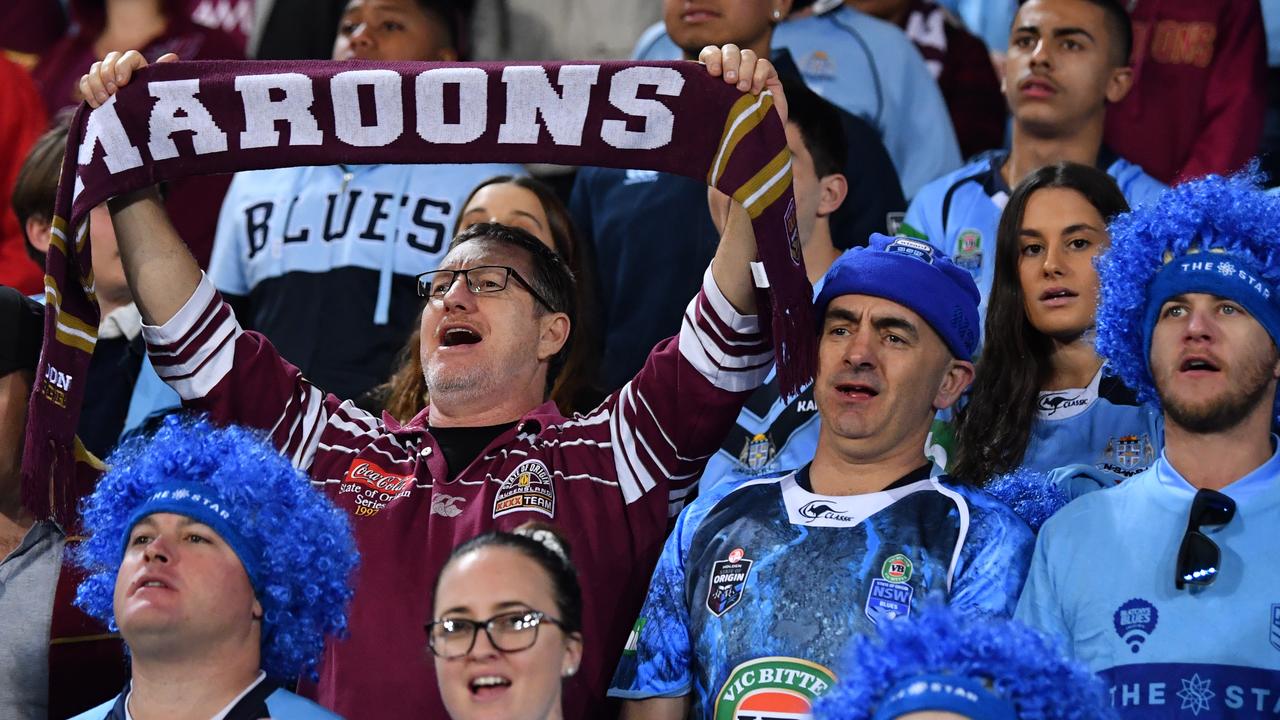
[698, 43, 788, 125]
[79, 50, 178, 109]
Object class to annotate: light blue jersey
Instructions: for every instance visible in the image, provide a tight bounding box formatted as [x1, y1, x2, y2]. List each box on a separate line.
[902, 149, 1166, 319]
[1017, 445, 1280, 718]
[935, 0, 1017, 58]
[979, 366, 1164, 499]
[611, 465, 1034, 719]
[633, 5, 962, 198]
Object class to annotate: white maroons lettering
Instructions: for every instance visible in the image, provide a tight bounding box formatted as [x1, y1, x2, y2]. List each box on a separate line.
[146, 79, 229, 160]
[79, 95, 144, 173]
[331, 69, 405, 147]
[84, 65, 688, 175]
[235, 73, 323, 148]
[415, 67, 488, 144]
[497, 65, 600, 145]
[601, 66, 683, 150]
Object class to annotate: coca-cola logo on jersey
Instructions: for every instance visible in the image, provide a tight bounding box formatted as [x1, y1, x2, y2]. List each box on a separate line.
[347, 461, 412, 493]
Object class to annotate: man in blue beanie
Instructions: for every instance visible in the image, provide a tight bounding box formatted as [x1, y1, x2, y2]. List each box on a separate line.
[1017, 171, 1280, 718]
[70, 416, 359, 719]
[610, 234, 1034, 719]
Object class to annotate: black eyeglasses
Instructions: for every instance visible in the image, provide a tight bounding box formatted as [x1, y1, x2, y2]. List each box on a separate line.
[1175, 488, 1236, 589]
[416, 265, 554, 312]
[425, 610, 567, 659]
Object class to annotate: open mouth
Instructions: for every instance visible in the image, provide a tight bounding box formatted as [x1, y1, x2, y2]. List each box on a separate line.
[1180, 357, 1221, 373]
[130, 575, 174, 596]
[439, 324, 483, 348]
[835, 382, 879, 400]
[468, 675, 512, 699]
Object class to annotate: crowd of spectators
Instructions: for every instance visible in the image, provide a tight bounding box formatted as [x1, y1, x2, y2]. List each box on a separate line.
[2, 0, 1279, 719]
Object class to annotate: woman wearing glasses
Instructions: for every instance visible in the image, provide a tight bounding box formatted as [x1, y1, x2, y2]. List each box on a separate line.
[948, 162, 1162, 499]
[428, 523, 583, 720]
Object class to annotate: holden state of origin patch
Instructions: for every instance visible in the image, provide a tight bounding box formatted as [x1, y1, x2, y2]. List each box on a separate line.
[714, 656, 836, 720]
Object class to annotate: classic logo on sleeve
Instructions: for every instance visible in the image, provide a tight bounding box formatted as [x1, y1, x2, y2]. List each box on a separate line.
[340, 458, 415, 517]
[1113, 598, 1159, 654]
[493, 460, 556, 519]
[714, 656, 836, 720]
[706, 548, 754, 617]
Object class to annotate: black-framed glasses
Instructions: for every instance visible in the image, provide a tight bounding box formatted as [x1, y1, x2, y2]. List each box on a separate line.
[416, 265, 554, 312]
[425, 610, 567, 659]
[1175, 488, 1236, 589]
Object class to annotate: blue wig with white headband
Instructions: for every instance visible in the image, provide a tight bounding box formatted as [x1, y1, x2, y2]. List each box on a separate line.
[73, 415, 359, 680]
[1095, 168, 1280, 421]
[812, 602, 1113, 720]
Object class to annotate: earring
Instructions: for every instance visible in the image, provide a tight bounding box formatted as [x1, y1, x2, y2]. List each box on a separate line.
[772, 9, 782, 20]
[562, 666, 578, 678]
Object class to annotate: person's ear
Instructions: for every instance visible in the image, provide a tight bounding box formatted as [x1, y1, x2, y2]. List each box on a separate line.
[817, 173, 848, 217]
[252, 598, 264, 621]
[933, 358, 975, 410]
[560, 632, 584, 678]
[25, 215, 52, 256]
[1104, 65, 1134, 104]
[537, 312, 571, 363]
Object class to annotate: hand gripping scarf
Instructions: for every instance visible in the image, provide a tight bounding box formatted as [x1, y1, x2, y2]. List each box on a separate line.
[23, 60, 813, 524]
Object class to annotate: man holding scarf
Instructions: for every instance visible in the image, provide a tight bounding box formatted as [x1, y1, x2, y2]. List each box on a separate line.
[76, 45, 785, 719]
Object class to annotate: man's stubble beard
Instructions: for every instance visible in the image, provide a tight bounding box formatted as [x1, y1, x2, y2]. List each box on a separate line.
[1158, 348, 1278, 434]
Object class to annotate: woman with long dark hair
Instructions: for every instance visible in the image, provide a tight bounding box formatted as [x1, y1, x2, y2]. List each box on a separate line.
[951, 162, 1162, 495]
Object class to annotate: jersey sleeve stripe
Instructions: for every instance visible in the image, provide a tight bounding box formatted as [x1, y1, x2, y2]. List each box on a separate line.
[928, 478, 971, 592]
[150, 321, 238, 401]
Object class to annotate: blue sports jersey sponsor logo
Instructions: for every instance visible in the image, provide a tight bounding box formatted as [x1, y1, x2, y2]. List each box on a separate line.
[1114, 598, 1160, 654]
[864, 578, 912, 625]
[1100, 663, 1280, 718]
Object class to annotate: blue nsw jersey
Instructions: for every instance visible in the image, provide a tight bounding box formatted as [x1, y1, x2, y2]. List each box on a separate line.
[1017, 445, 1280, 719]
[902, 149, 1166, 320]
[633, 5, 961, 199]
[610, 466, 1034, 719]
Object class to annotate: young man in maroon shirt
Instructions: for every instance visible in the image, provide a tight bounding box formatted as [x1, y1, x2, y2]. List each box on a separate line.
[82, 44, 783, 720]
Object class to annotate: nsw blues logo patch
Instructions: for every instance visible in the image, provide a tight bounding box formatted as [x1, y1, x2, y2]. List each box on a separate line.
[864, 578, 912, 625]
[706, 548, 753, 617]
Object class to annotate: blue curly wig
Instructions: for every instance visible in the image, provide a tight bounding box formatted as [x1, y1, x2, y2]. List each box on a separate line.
[1096, 168, 1280, 421]
[985, 468, 1069, 533]
[74, 415, 359, 680]
[812, 602, 1114, 720]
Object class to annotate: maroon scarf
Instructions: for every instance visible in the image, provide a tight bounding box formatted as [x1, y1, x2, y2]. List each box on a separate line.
[23, 60, 813, 522]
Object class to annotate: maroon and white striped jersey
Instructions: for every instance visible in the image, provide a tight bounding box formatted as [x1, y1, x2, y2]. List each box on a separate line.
[140, 269, 771, 720]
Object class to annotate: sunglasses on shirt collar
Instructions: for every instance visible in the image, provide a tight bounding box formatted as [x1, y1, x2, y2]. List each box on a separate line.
[1175, 488, 1236, 590]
